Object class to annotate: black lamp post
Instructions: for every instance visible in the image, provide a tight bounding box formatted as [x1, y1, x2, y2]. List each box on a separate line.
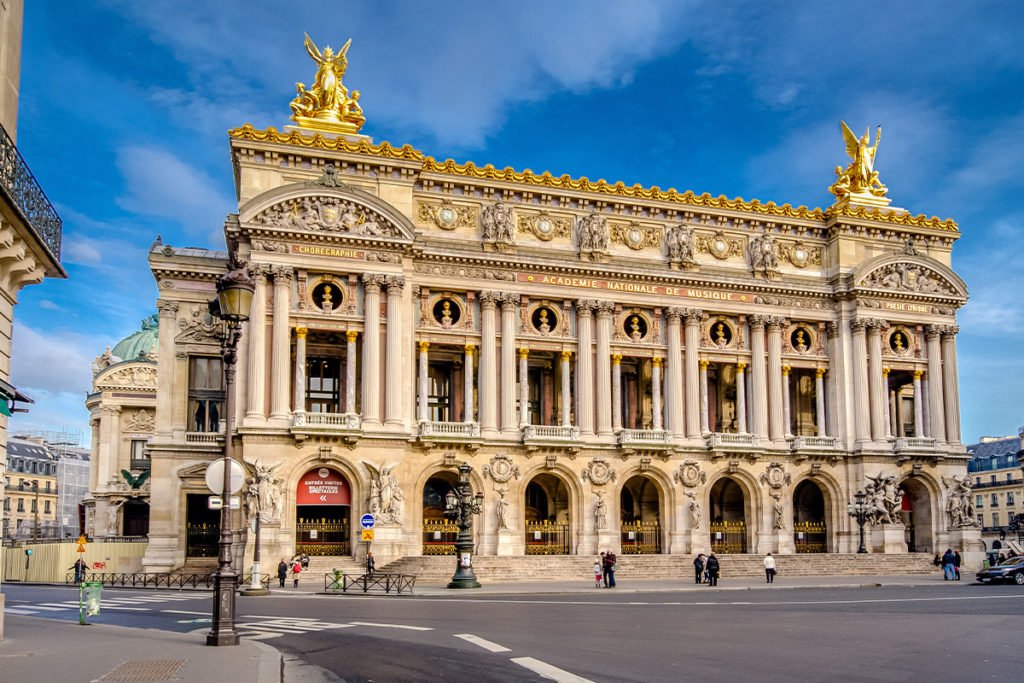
[847, 489, 870, 554]
[206, 264, 254, 647]
[443, 463, 484, 589]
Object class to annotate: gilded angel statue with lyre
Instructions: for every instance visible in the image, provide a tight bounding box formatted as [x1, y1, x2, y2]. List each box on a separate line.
[290, 33, 366, 134]
[829, 120, 888, 203]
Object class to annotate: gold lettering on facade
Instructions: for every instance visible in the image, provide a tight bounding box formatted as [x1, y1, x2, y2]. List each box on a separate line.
[516, 272, 749, 302]
[883, 301, 929, 313]
[290, 244, 366, 259]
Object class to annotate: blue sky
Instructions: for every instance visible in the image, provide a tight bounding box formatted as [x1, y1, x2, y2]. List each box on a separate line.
[9, 1, 1024, 444]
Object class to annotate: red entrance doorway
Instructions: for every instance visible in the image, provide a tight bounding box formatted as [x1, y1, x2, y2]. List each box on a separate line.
[296, 467, 352, 556]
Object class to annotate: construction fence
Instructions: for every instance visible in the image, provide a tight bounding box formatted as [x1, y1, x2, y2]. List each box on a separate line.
[2, 541, 148, 583]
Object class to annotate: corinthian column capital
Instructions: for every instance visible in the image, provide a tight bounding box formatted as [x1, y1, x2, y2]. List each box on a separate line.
[272, 265, 294, 284]
[384, 275, 405, 293]
[362, 273, 386, 293]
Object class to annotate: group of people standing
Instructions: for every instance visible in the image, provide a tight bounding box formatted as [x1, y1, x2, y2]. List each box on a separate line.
[277, 554, 309, 588]
[692, 553, 721, 586]
[937, 548, 962, 581]
[594, 551, 618, 588]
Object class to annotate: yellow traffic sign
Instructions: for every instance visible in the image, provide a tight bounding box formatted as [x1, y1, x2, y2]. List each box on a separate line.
[361, 529, 374, 542]
[76, 543, 86, 553]
[76, 535, 87, 545]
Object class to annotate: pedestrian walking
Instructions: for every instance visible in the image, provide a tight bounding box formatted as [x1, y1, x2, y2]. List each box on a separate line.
[277, 559, 288, 588]
[705, 553, 720, 587]
[693, 553, 705, 584]
[604, 550, 617, 588]
[953, 550, 962, 581]
[292, 558, 302, 587]
[70, 557, 87, 585]
[366, 551, 376, 576]
[941, 548, 955, 581]
[764, 552, 777, 583]
[594, 559, 602, 588]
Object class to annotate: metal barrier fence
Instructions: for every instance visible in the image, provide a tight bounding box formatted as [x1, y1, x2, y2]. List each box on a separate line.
[64, 571, 271, 590]
[620, 521, 661, 554]
[325, 572, 416, 594]
[525, 522, 570, 555]
[794, 521, 827, 553]
[709, 520, 747, 554]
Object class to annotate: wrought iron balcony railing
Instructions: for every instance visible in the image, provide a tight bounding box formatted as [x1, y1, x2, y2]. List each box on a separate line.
[0, 122, 62, 261]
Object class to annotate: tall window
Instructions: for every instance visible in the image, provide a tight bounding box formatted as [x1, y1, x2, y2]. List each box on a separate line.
[189, 356, 224, 432]
[44, 500, 51, 514]
[130, 439, 150, 470]
[992, 512, 1000, 527]
[992, 493, 999, 507]
[16, 498, 24, 512]
[306, 357, 342, 413]
[976, 494, 983, 508]
[1008, 492, 1016, 506]
[428, 363, 452, 422]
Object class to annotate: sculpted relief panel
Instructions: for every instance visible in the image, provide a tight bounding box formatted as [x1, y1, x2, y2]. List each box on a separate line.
[859, 262, 957, 295]
[252, 195, 402, 238]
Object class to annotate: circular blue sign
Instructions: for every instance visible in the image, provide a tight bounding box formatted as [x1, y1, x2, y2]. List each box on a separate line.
[360, 513, 376, 529]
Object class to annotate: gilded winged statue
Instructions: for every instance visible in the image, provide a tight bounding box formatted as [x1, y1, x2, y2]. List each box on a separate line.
[290, 33, 365, 134]
[829, 120, 888, 200]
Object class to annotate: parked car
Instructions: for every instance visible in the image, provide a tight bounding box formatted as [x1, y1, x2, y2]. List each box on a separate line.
[976, 556, 1024, 585]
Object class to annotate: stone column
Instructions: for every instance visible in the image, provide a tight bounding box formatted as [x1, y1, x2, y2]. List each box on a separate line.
[652, 357, 664, 431]
[294, 327, 307, 414]
[384, 275, 405, 426]
[500, 293, 520, 433]
[815, 368, 827, 437]
[270, 266, 293, 421]
[519, 348, 530, 428]
[97, 406, 121, 489]
[736, 362, 748, 433]
[576, 301, 595, 436]
[683, 309, 702, 438]
[749, 315, 769, 439]
[361, 274, 384, 426]
[417, 340, 430, 423]
[912, 370, 924, 437]
[941, 327, 961, 445]
[155, 300, 179, 434]
[235, 301, 249, 426]
[925, 325, 946, 445]
[612, 354, 623, 432]
[244, 266, 267, 422]
[866, 321, 885, 442]
[480, 292, 499, 435]
[595, 302, 614, 436]
[766, 316, 785, 442]
[781, 365, 792, 438]
[884, 369, 894, 438]
[666, 308, 684, 439]
[698, 359, 710, 434]
[922, 374, 931, 438]
[345, 330, 358, 413]
[560, 351, 572, 427]
[850, 318, 871, 444]
[464, 344, 475, 423]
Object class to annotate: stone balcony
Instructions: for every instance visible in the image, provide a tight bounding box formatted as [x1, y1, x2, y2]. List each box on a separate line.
[185, 430, 224, 445]
[791, 435, 840, 452]
[417, 420, 482, 449]
[523, 424, 581, 450]
[894, 436, 937, 454]
[291, 411, 362, 444]
[705, 432, 761, 450]
[618, 429, 673, 450]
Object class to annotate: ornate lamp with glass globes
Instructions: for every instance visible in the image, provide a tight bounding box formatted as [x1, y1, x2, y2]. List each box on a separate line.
[444, 463, 484, 589]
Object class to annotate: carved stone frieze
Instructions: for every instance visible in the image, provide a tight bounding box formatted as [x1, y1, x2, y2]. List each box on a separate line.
[252, 195, 402, 238]
[251, 239, 289, 253]
[96, 366, 157, 389]
[417, 198, 476, 231]
[413, 262, 516, 282]
[860, 262, 957, 295]
[673, 461, 707, 488]
[752, 295, 835, 311]
[749, 232, 781, 280]
[759, 462, 792, 489]
[610, 221, 661, 251]
[576, 212, 609, 259]
[517, 212, 572, 241]
[481, 200, 515, 244]
[482, 454, 522, 484]
[176, 306, 223, 344]
[696, 231, 743, 260]
[780, 240, 822, 269]
[123, 409, 155, 433]
[366, 251, 402, 263]
[666, 223, 698, 270]
[581, 457, 617, 486]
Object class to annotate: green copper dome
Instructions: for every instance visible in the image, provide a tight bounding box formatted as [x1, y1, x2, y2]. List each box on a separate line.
[111, 313, 159, 361]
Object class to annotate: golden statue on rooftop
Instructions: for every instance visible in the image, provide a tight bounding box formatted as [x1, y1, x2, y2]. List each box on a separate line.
[829, 120, 890, 207]
[290, 33, 366, 135]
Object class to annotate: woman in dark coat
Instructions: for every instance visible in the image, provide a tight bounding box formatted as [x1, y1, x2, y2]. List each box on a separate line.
[277, 559, 288, 588]
[705, 554, 720, 586]
[693, 554, 705, 584]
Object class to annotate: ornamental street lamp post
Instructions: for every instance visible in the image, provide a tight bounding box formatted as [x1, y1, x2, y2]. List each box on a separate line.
[847, 489, 870, 554]
[206, 265, 254, 647]
[444, 463, 484, 589]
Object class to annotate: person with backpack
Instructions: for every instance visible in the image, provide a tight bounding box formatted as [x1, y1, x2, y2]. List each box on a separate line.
[693, 553, 705, 584]
[705, 553, 720, 586]
[292, 558, 302, 587]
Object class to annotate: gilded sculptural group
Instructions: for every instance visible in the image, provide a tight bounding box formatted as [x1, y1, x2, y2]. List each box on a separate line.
[290, 34, 366, 134]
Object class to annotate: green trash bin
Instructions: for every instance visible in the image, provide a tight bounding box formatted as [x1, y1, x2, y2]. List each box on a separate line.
[80, 581, 103, 624]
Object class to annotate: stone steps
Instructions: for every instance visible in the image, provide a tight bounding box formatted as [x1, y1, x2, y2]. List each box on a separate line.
[380, 553, 938, 582]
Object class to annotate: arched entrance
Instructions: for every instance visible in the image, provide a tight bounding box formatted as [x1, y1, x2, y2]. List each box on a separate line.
[422, 471, 459, 555]
[793, 480, 827, 553]
[709, 477, 747, 553]
[122, 499, 150, 538]
[185, 493, 219, 558]
[899, 478, 934, 553]
[524, 473, 571, 554]
[620, 475, 662, 554]
[295, 467, 351, 556]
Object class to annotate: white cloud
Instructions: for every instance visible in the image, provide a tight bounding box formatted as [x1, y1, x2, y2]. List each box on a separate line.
[38, 300, 61, 311]
[115, 145, 233, 243]
[64, 237, 103, 266]
[10, 323, 101, 397]
[8, 389, 91, 446]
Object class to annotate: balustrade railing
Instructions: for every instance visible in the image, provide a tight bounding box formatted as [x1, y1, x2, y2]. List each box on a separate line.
[418, 421, 481, 438]
[894, 436, 937, 451]
[523, 425, 580, 441]
[618, 429, 672, 446]
[185, 431, 223, 444]
[293, 411, 362, 429]
[792, 436, 839, 450]
[706, 433, 760, 448]
[0, 122, 62, 261]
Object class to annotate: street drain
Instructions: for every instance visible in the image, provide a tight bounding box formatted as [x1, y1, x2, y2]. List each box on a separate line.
[98, 659, 186, 682]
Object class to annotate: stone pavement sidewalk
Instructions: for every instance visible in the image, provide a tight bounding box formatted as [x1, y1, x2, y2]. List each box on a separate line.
[0, 615, 283, 683]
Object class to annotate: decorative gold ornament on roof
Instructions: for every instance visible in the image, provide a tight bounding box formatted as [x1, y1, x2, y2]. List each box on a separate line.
[829, 120, 890, 208]
[290, 33, 366, 135]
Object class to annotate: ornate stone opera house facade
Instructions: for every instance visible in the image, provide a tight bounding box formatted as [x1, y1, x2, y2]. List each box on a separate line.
[86, 40, 978, 572]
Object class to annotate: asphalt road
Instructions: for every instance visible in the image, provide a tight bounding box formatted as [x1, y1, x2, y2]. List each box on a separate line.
[3, 583, 1021, 682]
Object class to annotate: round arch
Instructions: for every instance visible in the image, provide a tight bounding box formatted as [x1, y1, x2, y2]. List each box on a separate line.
[619, 472, 668, 555]
[792, 471, 845, 553]
[705, 470, 760, 554]
[898, 472, 941, 554]
[279, 456, 366, 559]
[521, 464, 581, 556]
